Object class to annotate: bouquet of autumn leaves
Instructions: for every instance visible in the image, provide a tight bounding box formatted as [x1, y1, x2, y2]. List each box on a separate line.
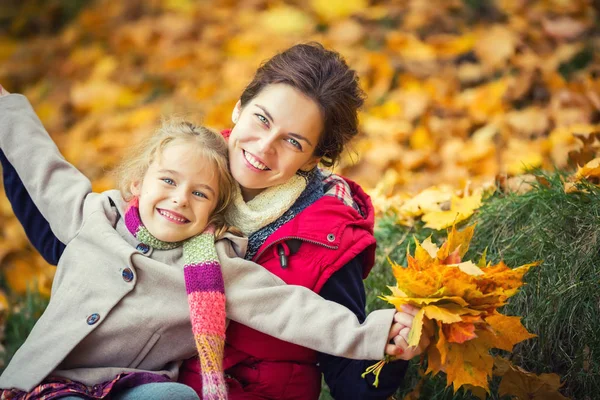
[382, 225, 539, 394]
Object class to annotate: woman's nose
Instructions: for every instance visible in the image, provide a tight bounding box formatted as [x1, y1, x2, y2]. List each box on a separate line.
[257, 132, 277, 154]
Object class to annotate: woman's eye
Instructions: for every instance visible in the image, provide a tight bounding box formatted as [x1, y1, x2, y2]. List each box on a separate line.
[193, 191, 208, 199]
[162, 178, 175, 185]
[256, 114, 269, 126]
[287, 137, 302, 150]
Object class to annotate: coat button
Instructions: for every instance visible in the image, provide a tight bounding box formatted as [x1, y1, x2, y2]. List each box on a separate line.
[122, 268, 134, 282]
[327, 233, 335, 242]
[136, 243, 150, 254]
[87, 313, 100, 325]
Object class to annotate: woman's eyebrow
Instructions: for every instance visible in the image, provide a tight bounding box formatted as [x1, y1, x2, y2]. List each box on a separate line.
[255, 104, 314, 147]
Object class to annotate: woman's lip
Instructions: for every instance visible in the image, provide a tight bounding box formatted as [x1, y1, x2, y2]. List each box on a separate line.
[242, 150, 271, 172]
[157, 208, 190, 224]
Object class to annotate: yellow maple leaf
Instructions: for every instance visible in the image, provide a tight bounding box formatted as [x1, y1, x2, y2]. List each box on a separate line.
[481, 313, 537, 351]
[422, 192, 482, 230]
[438, 224, 476, 260]
[445, 337, 494, 392]
[565, 157, 600, 193]
[396, 186, 454, 219]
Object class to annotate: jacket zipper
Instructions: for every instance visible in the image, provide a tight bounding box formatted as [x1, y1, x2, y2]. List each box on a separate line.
[254, 236, 338, 261]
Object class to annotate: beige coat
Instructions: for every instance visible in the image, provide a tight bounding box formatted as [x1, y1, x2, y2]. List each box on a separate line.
[0, 95, 395, 392]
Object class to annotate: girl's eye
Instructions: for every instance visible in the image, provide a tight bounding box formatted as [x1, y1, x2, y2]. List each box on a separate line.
[287, 137, 302, 150]
[162, 178, 175, 185]
[193, 191, 208, 199]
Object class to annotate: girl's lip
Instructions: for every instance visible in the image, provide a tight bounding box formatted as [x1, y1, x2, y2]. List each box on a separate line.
[242, 150, 271, 172]
[156, 208, 190, 224]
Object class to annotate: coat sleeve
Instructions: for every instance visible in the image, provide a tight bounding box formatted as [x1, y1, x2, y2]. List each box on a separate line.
[0, 94, 92, 245]
[215, 238, 396, 361]
[0, 149, 66, 265]
[317, 257, 409, 399]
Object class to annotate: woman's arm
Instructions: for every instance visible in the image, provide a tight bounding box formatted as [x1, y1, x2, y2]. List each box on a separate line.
[318, 258, 408, 399]
[0, 94, 92, 244]
[0, 149, 65, 265]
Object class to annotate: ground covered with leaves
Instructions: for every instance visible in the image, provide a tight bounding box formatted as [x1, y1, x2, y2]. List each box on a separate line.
[0, 1, 599, 399]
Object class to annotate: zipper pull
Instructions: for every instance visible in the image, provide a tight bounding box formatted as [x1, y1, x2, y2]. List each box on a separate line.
[277, 244, 288, 269]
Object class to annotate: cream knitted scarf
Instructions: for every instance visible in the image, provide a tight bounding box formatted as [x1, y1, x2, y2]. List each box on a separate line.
[225, 174, 308, 237]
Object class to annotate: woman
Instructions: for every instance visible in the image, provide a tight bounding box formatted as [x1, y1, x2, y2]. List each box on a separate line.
[1, 43, 422, 399]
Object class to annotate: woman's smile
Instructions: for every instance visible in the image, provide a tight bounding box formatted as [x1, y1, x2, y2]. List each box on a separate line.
[242, 150, 270, 171]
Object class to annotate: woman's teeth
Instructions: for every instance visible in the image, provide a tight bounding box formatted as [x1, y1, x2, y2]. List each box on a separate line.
[244, 151, 269, 170]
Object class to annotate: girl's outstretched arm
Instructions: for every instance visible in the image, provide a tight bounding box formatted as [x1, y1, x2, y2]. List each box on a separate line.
[0, 149, 65, 265]
[217, 235, 399, 361]
[0, 94, 92, 245]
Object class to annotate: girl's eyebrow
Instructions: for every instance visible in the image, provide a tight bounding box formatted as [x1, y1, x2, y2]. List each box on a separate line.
[157, 169, 216, 196]
[255, 104, 314, 147]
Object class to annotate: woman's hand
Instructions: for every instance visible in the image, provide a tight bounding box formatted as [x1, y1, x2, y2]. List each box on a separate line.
[0, 84, 10, 96]
[385, 304, 431, 361]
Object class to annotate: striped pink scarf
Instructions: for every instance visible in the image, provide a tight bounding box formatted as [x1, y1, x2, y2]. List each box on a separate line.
[124, 198, 227, 399]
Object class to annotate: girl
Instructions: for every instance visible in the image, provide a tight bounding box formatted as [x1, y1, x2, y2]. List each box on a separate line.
[0, 90, 423, 399]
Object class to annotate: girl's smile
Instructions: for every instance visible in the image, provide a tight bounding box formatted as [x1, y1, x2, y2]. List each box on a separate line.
[156, 208, 190, 224]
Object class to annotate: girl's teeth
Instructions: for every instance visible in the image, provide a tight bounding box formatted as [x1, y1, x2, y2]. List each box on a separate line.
[160, 210, 187, 222]
[244, 151, 268, 170]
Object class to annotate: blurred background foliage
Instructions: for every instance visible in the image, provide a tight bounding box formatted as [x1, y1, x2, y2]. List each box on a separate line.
[0, 0, 599, 398]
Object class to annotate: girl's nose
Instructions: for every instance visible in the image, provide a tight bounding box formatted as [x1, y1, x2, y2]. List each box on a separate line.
[172, 190, 189, 207]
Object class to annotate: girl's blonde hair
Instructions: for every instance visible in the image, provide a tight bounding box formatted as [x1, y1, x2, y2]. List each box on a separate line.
[114, 120, 239, 239]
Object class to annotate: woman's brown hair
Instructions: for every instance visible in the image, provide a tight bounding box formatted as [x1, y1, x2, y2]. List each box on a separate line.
[239, 42, 365, 168]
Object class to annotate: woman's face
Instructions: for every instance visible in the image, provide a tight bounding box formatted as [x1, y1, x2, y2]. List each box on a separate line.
[228, 84, 323, 201]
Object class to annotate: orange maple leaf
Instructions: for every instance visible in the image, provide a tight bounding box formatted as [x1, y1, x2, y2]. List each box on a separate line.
[443, 321, 478, 344]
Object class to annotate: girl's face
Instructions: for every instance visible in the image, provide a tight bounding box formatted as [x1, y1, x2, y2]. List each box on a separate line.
[228, 84, 323, 201]
[131, 140, 219, 242]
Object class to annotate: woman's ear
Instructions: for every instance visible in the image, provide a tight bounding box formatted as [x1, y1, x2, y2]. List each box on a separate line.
[130, 180, 142, 197]
[232, 100, 242, 124]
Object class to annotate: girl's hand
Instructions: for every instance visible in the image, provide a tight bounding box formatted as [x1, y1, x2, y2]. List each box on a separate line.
[0, 84, 10, 96]
[385, 304, 431, 361]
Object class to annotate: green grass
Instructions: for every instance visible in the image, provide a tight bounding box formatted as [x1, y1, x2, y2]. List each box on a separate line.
[0, 288, 48, 370]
